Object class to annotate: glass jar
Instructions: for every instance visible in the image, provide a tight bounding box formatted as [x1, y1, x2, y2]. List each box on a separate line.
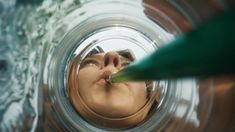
[1, 0, 234, 131]
[41, 0, 215, 131]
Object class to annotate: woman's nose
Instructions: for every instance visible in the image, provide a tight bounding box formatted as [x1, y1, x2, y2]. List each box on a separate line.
[104, 52, 121, 68]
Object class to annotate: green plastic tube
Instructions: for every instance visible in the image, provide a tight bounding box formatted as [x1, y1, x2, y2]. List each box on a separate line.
[111, 8, 235, 83]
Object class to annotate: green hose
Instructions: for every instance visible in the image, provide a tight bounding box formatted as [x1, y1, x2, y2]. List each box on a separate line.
[111, 8, 235, 83]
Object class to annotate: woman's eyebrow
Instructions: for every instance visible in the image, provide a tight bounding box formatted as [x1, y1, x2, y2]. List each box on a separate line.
[85, 52, 132, 61]
[84, 54, 103, 60]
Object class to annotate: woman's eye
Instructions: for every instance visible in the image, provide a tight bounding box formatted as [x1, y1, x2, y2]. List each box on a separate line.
[121, 61, 131, 67]
[80, 59, 99, 68]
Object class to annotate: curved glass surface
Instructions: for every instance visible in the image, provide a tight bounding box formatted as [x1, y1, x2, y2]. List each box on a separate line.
[3, 0, 232, 131]
[42, 0, 213, 131]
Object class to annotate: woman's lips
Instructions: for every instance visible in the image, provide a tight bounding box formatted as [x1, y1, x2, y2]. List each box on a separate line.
[95, 70, 128, 87]
[96, 70, 113, 85]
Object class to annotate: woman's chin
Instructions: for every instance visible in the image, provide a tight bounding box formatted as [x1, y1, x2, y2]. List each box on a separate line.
[88, 98, 137, 118]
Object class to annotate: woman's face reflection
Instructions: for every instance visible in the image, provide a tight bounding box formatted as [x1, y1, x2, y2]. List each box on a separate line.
[76, 51, 148, 118]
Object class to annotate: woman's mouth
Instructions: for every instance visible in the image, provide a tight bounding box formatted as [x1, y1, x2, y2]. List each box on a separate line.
[96, 70, 113, 85]
[96, 70, 128, 88]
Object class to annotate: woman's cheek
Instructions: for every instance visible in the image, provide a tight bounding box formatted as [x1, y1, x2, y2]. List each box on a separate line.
[78, 68, 99, 86]
[129, 82, 147, 98]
